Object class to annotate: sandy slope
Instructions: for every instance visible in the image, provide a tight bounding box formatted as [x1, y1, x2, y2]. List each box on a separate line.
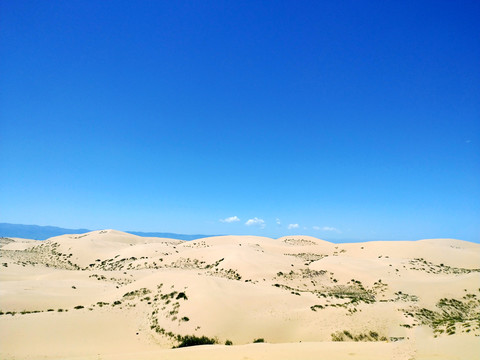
[1, 230, 479, 359]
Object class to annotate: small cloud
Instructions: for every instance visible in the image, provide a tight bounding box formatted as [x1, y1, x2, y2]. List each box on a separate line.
[288, 223, 299, 230]
[322, 226, 340, 232]
[220, 216, 240, 223]
[312, 226, 320, 230]
[245, 217, 265, 228]
[276, 218, 281, 225]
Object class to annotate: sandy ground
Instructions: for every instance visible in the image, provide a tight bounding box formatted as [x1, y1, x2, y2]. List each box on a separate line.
[1, 230, 479, 359]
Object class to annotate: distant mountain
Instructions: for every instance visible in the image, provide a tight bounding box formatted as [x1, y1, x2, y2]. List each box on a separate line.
[0, 223, 92, 240]
[0, 223, 215, 241]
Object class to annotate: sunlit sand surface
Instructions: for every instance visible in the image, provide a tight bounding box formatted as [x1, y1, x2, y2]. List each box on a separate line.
[1, 231, 479, 359]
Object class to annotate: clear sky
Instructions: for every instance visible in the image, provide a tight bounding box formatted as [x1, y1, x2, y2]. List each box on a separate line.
[1, 1, 479, 242]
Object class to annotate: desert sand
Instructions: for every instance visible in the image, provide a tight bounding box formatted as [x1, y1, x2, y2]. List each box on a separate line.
[1, 230, 479, 359]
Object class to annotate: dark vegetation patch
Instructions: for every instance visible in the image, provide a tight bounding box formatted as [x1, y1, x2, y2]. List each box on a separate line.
[175, 335, 217, 348]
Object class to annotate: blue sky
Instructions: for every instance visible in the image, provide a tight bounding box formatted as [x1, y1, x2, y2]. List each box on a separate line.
[1, 1, 479, 242]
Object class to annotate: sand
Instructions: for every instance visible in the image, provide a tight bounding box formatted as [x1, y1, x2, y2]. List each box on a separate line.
[1, 230, 479, 359]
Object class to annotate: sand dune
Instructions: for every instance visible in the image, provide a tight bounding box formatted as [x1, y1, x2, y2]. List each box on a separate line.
[1, 230, 479, 359]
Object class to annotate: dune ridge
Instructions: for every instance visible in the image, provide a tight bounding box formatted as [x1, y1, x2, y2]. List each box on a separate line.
[1, 230, 479, 359]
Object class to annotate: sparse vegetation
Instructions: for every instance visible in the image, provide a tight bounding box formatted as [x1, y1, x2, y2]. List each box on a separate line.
[408, 258, 480, 275]
[406, 295, 480, 336]
[331, 330, 387, 342]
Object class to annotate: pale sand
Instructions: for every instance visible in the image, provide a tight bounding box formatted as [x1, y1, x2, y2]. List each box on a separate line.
[1, 230, 479, 359]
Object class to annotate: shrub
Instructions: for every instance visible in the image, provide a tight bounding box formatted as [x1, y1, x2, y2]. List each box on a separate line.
[225, 339, 233, 345]
[181, 316, 190, 322]
[74, 305, 84, 310]
[175, 335, 217, 348]
[253, 338, 265, 343]
[176, 292, 188, 300]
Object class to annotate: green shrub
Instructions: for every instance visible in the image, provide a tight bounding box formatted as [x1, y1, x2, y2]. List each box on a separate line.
[253, 338, 265, 343]
[175, 335, 217, 348]
[225, 339, 233, 345]
[74, 305, 84, 310]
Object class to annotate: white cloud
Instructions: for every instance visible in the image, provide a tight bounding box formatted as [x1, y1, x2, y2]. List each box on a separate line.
[288, 223, 299, 229]
[322, 226, 340, 232]
[312, 226, 320, 230]
[245, 217, 265, 228]
[276, 218, 281, 225]
[220, 216, 240, 223]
